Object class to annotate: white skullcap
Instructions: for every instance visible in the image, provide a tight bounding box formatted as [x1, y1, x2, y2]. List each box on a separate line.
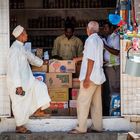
[12, 25, 24, 38]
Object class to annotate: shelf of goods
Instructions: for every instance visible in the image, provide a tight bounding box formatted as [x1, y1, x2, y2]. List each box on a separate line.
[9, 0, 116, 116]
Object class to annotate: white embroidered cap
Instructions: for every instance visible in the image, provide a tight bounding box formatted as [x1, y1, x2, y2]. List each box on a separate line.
[12, 25, 24, 38]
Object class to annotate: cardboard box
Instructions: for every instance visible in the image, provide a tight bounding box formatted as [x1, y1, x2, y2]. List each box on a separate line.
[46, 108, 69, 116]
[46, 73, 72, 88]
[49, 88, 69, 101]
[32, 64, 48, 72]
[69, 100, 77, 116]
[69, 100, 91, 117]
[69, 100, 77, 108]
[72, 78, 80, 88]
[71, 89, 79, 100]
[70, 108, 77, 116]
[46, 101, 69, 116]
[49, 101, 69, 109]
[49, 59, 75, 73]
[33, 72, 46, 82]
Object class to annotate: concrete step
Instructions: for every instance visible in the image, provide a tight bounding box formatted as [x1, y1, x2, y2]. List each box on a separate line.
[0, 132, 127, 140]
[0, 117, 132, 133]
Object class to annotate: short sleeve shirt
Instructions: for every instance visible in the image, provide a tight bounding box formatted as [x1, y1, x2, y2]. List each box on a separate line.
[79, 33, 106, 85]
[104, 33, 120, 66]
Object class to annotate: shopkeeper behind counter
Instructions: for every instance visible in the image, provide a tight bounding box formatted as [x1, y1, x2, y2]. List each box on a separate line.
[51, 24, 84, 60]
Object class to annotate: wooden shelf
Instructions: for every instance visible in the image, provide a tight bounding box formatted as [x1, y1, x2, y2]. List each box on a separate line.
[32, 47, 52, 49]
[27, 27, 103, 31]
[27, 27, 86, 31]
[10, 27, 86, 31]
[10, 1, 113, 52]
[10, 7, 115, 11]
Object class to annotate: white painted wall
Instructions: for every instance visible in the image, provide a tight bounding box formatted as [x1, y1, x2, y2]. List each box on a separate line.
[0, 0, 11, 117]
[0, 0, 9, 74]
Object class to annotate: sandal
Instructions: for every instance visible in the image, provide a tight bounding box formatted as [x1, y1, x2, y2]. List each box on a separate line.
[31, 111, 51, 118]
[68, 129, 86, 134]
[16, 126, 32, 134]
[87, 128, 102, 133]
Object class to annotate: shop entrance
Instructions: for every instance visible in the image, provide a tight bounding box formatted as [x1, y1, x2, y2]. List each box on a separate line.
[9, 0, 119, 118]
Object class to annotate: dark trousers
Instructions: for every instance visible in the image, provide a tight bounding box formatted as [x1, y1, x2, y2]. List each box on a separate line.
[102, 67, 110, 116]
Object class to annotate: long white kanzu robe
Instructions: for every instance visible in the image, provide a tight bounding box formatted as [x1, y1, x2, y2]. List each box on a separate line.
[7, 40, 51, 126]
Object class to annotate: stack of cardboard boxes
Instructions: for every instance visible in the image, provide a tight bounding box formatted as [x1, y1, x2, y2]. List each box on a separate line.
[69, 79, 80, 116]
[32, 59, 80, 116]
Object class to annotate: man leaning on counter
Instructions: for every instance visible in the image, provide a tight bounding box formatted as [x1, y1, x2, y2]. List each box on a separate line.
[52, 24, 83, 60]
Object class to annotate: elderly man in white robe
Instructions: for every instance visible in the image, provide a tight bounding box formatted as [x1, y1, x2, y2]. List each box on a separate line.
[7, 25, 51, 133]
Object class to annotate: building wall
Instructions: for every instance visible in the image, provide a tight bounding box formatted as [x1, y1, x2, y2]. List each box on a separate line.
[0, 0, 11, 117]
[121, 39, 140, 116]
[0, 0, 9, 74]
[121, 39, 140, 133]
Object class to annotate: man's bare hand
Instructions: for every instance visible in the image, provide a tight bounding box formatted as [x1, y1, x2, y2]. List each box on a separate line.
[83, 78, 90, 89]
[16, 87, 23, 95]
[73, 57, 79, 64]
[43, 60, 48, 65]
[73, 57, 82, 64]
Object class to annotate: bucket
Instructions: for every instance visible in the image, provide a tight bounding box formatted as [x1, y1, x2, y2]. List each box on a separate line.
[109, 14, 121, 25]
[125, 48, 140, 77]
[108, 0, 121, 25]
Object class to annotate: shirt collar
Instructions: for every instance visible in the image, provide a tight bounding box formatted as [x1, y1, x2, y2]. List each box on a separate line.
[89, 33, 98, 38]
[64, 34, 74, 40]
[15, 40, 24, 46]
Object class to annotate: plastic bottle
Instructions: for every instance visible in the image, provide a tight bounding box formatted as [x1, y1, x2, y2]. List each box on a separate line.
[44, 51, 49, 60]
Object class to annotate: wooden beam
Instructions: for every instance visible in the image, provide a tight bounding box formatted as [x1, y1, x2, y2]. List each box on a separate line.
[127, 132, 140, 140]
